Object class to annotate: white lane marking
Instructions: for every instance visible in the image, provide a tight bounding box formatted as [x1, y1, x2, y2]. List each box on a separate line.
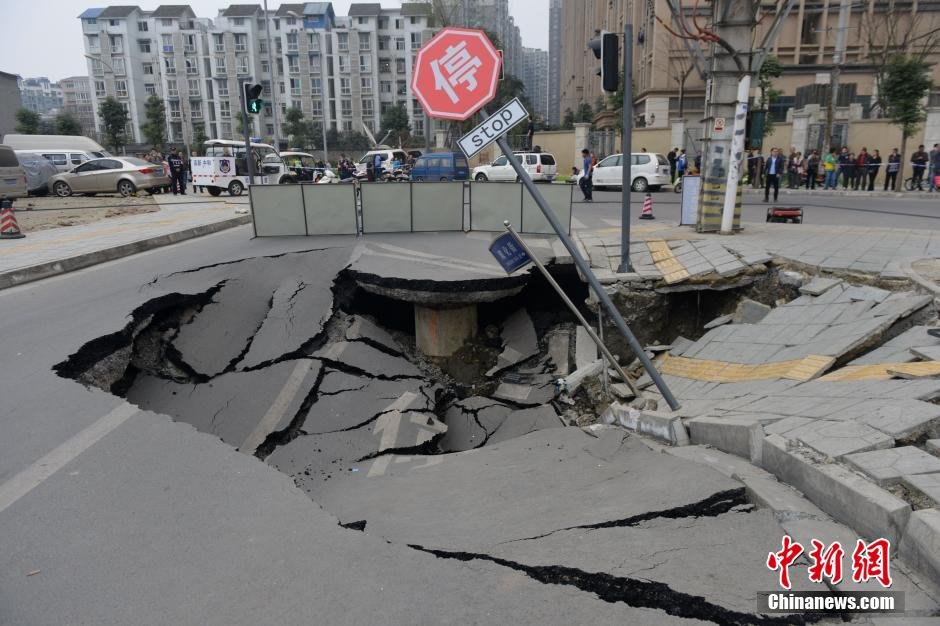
[241, 359, 316, 454]
[0, 402, 140, 514]
[366, 392, 419, 478]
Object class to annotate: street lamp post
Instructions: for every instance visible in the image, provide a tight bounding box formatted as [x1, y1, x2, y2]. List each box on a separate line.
[263, 0, 280, 148]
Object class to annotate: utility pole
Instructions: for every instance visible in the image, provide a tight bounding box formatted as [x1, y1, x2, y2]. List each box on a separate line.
[620, 22, 633, 272]
[262, 0, 280, 149]
[824, 0, 851, 153]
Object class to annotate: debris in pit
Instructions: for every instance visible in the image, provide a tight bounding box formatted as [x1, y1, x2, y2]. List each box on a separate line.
[486, 308, 539, 377]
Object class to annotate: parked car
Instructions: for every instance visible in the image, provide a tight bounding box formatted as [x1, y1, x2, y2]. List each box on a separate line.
[410, 152, 469, 181]
[15, 149, 108, 173]
[15, 152, 57, 196]
[472, 152, 556, 182]
[356, 148, 410, 174]
[49, 157, 171, 197]
[0, 145, 28, 200]
[591, 152, 672, 192]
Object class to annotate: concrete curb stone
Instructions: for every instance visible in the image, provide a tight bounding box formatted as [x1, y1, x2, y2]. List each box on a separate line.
[900, 508, 940, 589]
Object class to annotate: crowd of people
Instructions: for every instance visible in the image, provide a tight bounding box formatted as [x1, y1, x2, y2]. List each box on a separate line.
[142, 146, 190, 195]
[743, 145, 940, 194]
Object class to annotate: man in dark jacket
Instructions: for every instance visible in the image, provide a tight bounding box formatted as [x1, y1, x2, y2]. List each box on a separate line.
[885, 149, 901, 191]
[667, 148, 677, 182]
[167, 146, 186, 195]
[805, 150, 820, 189]
[867, 149, 882, 191]
[764, 147, 785, 202]
[912, 145, 929, 189]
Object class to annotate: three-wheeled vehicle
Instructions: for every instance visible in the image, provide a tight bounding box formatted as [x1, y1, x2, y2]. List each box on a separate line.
[192, 139, 297, 196]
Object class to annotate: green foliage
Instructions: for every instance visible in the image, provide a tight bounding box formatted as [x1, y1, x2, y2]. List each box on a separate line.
[562, 108, 575, 130]
[757, 55, 784, 136]
[325, 128, 370, 151]
[380, 103, 410, 135]
[191, 123, 207, 155]
[883, 54, 933, 139]
[14, 108, 41, 134]
[140, 95, 167, 148]
[55, 112, 82, 135]
[97, 97, 128, 153]
[575, 102, 594, 124]
[283, 106, 316, 150]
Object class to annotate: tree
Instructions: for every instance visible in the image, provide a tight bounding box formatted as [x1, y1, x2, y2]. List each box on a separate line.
[140, 95, 167, 148]
[757, 55, 783, 137]
[562, 108, 575, 130]
[882, 54, 933, 187]
[191, 123, 207, 155]
[14, 108, 40, 134]
[55, 112, 82, 135]
[283, 106, 313, 149]
[98, 97, 129, 153]
[381, 104, 410, 135]
[575, 102, 594, 124]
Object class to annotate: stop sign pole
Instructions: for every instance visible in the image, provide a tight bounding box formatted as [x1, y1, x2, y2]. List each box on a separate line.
[413, 28, 678, 410]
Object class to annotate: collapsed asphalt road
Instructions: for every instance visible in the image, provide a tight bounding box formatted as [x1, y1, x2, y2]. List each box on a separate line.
[48, 245, 842, 624]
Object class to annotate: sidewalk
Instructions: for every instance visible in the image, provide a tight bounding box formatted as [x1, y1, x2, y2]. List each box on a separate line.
[0, 194, 250, 289]
[741, 186, 931, 199]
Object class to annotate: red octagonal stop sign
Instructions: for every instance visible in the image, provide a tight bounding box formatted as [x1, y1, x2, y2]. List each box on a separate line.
[411, 27, 501, 121]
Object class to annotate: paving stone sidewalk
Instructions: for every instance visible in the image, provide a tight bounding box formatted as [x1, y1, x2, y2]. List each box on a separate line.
[0, 195, 249, 288]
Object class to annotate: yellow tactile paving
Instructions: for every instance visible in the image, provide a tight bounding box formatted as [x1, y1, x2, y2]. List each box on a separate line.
[645, 239, 691, 284]
[820, 361, 940, 381]
[658, 353, 835, 383]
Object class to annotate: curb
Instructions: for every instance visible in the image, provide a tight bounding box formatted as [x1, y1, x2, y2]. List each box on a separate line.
[741, 188, 912, 199]
[0, 214, 250, 290]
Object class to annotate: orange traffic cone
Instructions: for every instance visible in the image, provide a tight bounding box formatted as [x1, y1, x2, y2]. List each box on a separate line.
[0, 200, 25, 239]
[639, 192, 655, 219]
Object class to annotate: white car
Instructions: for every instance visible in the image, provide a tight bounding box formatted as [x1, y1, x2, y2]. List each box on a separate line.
[591, 152, 672, 192]
[472, 152, 557, 182]
[356, 149, 410, 174]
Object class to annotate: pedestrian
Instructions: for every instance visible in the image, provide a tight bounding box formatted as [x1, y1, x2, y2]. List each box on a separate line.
[853, 148, 869, 190]
[694, 152, 702, 173]
[885, 148, 901, 191]
[676, 149, 688, 180]
[579, 148, 593, 202]
[747, 149, 758, 188]
[931, 147, 940, 193]
[836, 147, 849, 188]
[754, 150, 765, 188]
[787, 147, 797, 188]
[806, 149, 820, 189]
[167, 146, 186, 195]
[912, 144, 928, 189]
[373, 152, 383, 181]
[788, 151, 802, 188]
[525, 116, 535, 150]
[667, 147, 677, 182]
[844, 152, 857, 190]
[930, 144, 939, 192]
[868, 149, 882, 191]
[764, 147, 784, 203]
[824, 148, 838, 189]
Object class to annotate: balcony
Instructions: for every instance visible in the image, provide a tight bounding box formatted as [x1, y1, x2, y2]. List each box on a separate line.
[288, 66, 300, 75]
[186, 66, 199, 75]
[163, 45, 174, 53]
[234, 43, 247, 52]
[191, 109, 202, 119]
[111, 44, 123, 54]
[218, 87, 229, 97]
[170, 110, 182, 119]
[167, 89, 179, 98]
[236, 66, 249, 76]
[287, 44, 298, 53]
[165, 67, 176, 75]
[184, 44, 196, 54]
[214, 44, 225, 53]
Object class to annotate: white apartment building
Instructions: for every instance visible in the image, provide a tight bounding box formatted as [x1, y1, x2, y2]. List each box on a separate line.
[18, 76, 64, 115]
[522, 47, 548, 122]
[79, 3, 437, 148]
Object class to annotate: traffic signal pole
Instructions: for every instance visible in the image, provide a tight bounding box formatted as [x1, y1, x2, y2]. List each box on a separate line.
[619, 23, 633, 273]
[240, 81, 256, 185]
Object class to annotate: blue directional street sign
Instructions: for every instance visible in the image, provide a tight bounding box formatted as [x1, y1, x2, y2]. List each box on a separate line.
[489, 232, 531, 274]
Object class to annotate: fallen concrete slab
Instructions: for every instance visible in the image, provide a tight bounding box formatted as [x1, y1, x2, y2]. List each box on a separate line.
[486, 308, 538, 376]
[843, 446, 940, 486]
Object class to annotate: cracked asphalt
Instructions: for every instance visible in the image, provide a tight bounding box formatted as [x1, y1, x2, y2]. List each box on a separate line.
[0, 226, 898, 624]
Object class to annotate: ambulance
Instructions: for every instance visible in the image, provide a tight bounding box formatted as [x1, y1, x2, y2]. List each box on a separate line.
[191, 139, 297, 196]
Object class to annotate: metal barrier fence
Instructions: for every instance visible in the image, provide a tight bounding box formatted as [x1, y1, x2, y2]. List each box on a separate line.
[249, 181, 572, 237]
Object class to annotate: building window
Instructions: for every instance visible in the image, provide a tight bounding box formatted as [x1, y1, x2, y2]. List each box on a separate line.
[112, 58, 126, 75]
[234, 34, 247, 52]
[360, 35, 371, 51]
[169, 100, 181, 118]
[160, 18, 173, 27]
[344, 121, 353, 131]
[395, 58, 406, 74]
[288, 57, 299, 74]
[261, 60, 269, 73]
[237, 57, 249, 74]
[341, 99, 352, 117]
[340, 78, 351, 95]
[379, 80, 391, 93]
[396, 79, 406, 96]
[214, 58, 226, 74]
[337, 32, 348, 51]
[232, 17, 245, 26]
[362, 98, 373, 116]
[360, 77, 372, 93]
[184, 34, 196, 53]
[218, 83, 229, 97]
[395, 37, 405, 51]
[113, 80, 128, 98]
[187, 78, 200, 93]
[286, 32, 298, 52]
[137, 21, 148, 31]
[290, 78, 301, 96]
[87, 34, 100, 53]
[395, 18, 403, 29]
[409, 16, 421, 25]
[287, 17, 296, 25]
[94, 80, 106, 97]
[378, 16, 388, 29]
[109, 19, 119, 26]
[165, 57, 176, 74]
[144, 83, 156, 95]
[308, 33, 319, 51]
[312, 99, 322, 116]
[359, 55, 371, 72]
[410, 33, 421, 50]
[357, 16, 367, 24]
[138, 39, 151, 53]
[338, 55, 349, 73]
[166, 79, 178, 97]
[191, 102, 202, 119]
[214, 34, 225, 53]
[109, 34, 123, 53]
[379, 58, 391, 73]
[220, 100, 231, 118]
[311, 77, 322, 95]
[186, 58, 199, 75]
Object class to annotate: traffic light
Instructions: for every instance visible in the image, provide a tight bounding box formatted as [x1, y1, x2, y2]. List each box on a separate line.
[587, 31, 618, 93]
[243, 83, 263, 115]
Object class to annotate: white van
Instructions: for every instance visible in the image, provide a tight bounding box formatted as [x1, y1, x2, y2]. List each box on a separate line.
[356, 148, 409, 174]
[15, 149, 108, 173]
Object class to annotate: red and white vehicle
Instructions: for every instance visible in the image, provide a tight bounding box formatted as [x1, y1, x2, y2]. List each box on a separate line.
[192, 139, 297, 196]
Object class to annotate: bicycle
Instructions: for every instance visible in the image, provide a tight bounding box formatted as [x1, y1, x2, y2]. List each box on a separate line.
[905, 175, 929, 192]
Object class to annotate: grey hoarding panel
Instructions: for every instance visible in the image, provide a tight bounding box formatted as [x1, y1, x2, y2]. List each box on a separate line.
[361, 182, 411, 233]
[411, 182, 464, 232]
[522, 183, 571, 234]
[469, 182, 522, 231]
[250, 185, 306, 236]
[302, 184, 358, 235]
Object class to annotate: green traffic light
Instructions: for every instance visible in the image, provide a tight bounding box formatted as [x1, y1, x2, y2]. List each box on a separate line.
[248, 98, 264, 114]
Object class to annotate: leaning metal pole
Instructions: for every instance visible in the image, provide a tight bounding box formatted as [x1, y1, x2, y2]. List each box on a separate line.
[481, 109, 680, 410]
[503, 221, 641, 399]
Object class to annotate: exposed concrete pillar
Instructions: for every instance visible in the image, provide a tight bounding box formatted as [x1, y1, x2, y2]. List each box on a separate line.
[573, 122, 591, 168]
[414, 304, 477, 357]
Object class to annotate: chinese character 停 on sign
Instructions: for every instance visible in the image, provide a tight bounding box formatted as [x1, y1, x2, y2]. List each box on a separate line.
[430, 41, 483, 104]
